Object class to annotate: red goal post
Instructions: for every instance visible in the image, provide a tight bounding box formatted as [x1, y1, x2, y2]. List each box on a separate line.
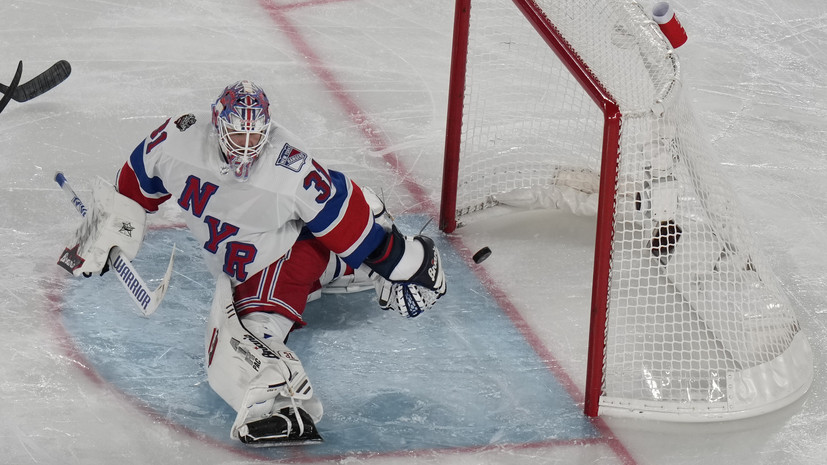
[440, 0, 813, 420]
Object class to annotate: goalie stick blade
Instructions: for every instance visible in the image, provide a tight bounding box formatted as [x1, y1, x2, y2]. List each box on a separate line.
[0, 61, 23, 115]
[0, 60, 71, 103]
[106, 243, 175, 318]
[139, 244, 175, 317]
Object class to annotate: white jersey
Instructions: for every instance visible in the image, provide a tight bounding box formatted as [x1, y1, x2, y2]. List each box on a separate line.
[116, 113, 386, 285]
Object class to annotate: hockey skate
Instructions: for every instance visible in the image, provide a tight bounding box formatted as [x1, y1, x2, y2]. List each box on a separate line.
[237, 406, 323, 447]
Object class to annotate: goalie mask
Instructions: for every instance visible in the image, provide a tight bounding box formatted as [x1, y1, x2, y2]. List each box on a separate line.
[212, 80, 272, 181]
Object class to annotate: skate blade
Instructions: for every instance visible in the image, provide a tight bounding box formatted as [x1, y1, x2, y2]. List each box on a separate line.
[243, 436, 324, 448]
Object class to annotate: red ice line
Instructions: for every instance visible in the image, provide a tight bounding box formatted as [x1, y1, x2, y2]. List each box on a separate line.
[259, 0, 435, 214]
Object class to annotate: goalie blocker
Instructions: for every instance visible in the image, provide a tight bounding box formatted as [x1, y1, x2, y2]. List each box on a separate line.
[57, 177, 146, 277]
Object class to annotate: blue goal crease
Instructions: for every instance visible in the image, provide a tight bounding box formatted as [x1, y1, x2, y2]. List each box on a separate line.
[59, 215, 598, 459]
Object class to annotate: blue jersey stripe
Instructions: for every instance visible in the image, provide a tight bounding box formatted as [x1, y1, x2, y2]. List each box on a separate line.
[342, 222, 386, 268]
[129, 141, 169, 196]
[305, 169, 386, 267]
[306, 169, 350, 234]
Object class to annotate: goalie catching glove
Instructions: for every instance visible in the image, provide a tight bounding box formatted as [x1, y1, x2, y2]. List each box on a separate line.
[363, 225, 447, 318]
[57, 177, 147, 277]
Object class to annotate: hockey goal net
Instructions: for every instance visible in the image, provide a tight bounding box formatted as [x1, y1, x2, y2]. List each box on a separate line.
[440, 0, 813, 420]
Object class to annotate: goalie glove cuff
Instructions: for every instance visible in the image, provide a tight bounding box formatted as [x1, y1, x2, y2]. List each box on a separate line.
[365, 226, 446, 291]
[364, 225, 427, 282]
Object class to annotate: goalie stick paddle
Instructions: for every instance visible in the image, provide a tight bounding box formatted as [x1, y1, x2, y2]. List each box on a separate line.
[0, 60, 71, 103]
[55, 172, 175, 317]
[0, 61, 23, 115]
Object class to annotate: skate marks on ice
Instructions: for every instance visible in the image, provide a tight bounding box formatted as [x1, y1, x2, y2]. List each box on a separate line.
[57, 216, 597, 460]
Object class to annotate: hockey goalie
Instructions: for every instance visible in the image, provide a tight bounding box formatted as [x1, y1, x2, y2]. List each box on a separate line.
[59, 80, 447, 446]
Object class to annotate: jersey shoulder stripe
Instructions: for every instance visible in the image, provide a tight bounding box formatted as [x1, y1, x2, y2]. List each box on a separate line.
[117, 154, 170, 212]
[305, 169, 351, 235]
[126, 140, 169, 197]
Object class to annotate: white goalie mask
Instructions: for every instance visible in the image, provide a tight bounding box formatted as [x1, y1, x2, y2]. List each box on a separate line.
[212, 80, 272, 182]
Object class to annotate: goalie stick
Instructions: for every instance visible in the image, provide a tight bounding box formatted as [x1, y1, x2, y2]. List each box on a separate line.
[55, 172, 175, 317]
[0, 60, 71, 103]
[0, 61, 23, 115]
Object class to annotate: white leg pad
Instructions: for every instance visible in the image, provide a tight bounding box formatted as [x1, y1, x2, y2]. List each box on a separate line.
[205, 275, 322, 440]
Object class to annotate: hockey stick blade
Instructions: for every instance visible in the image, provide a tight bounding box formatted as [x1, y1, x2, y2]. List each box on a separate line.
[0, 60, 71, 103]
[0, 61, 23, 115]
[107, 244, 175, 317]
[55, 171, 175, 317]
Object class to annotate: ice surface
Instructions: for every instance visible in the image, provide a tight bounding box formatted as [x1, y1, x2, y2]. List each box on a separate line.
[59, 219, 597, 460]
[1, 0, 825, 464]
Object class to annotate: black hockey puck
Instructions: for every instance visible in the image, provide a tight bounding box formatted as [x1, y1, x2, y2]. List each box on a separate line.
[472, 246, 492, 264]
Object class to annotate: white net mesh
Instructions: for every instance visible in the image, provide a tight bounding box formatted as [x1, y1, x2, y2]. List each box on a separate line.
[448, 0, 812, 419]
